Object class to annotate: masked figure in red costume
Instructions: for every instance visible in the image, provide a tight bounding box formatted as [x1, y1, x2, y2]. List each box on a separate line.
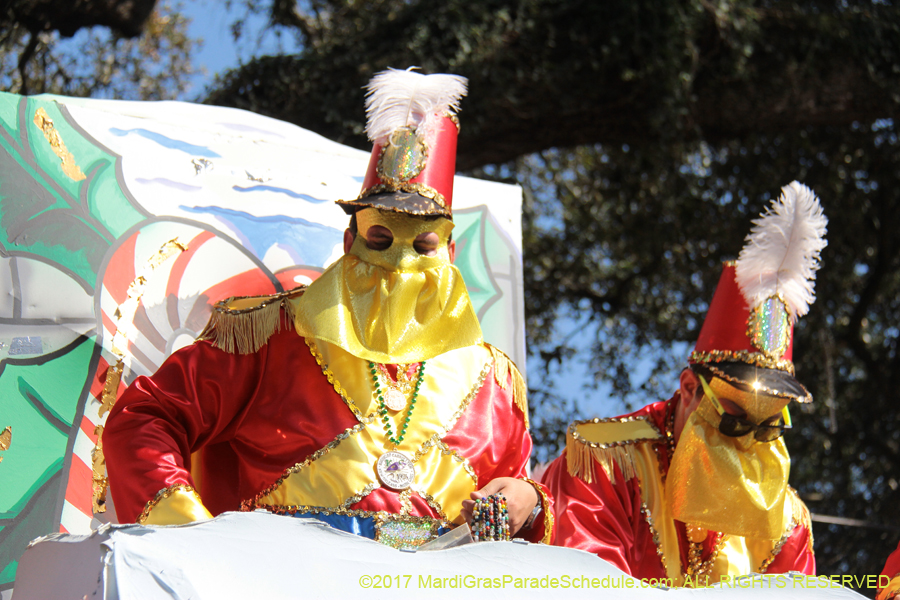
[878, 543, 900, 600]
[104, 69, 552, 549]
[542, 182, 825, 585]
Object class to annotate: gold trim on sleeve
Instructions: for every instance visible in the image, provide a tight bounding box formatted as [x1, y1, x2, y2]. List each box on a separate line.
[138, 484, 210, 525]
[521, 477, 554, 544]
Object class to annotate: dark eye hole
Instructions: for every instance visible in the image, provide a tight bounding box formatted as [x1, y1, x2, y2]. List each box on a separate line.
[413, 232, 439, 256]
[365, 225, 393, 250]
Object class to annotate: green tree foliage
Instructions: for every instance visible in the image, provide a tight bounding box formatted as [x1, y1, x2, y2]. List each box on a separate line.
[205, 0, 900, 584]
[1, 0, 196, 99]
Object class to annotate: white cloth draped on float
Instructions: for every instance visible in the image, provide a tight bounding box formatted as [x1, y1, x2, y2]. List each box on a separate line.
[14, 511, 865, 600]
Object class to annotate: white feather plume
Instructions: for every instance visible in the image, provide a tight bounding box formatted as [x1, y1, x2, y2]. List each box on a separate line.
[735, 181, 828, 321]
[364, 68, 468, 144]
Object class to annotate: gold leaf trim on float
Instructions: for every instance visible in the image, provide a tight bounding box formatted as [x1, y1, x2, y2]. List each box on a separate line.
[33, 107, 85, 181]
[252, 504, 448, 550]
[95, 238, 188, 514]
[0, 426, 11, 463]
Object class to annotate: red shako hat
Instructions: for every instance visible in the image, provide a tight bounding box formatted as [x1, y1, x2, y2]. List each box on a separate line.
[689, 182, 828, 402]
[336, 68, 467, 218]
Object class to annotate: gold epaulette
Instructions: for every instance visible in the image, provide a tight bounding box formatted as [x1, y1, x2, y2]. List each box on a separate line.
[566, 416, 664, 485]
[485, 344, 529, 428]
[196, 286, 306, 354]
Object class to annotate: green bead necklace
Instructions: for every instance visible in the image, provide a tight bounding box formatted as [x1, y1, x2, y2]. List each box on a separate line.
[369, 361, 425, 447]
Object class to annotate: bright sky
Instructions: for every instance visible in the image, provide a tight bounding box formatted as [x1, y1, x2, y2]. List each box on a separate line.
[180, 0, 302, 100]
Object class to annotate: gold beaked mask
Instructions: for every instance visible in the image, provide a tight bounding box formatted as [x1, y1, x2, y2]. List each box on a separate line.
[665, 397, 791, 539]
[291, 208, 483, 364]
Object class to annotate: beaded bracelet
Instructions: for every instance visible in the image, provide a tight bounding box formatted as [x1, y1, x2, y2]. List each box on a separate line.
[471, 493, 510, 542]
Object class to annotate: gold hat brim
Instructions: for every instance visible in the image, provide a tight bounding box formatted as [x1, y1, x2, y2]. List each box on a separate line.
[336, 192, 450, 217]
[693, 362, 812, 403]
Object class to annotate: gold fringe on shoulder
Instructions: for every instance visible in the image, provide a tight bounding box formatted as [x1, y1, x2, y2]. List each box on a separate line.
[567, 435, 638, 485]
[197, 286, 305, 354]
[788, 486, 814, 554]
[486, 344, 529, 428]
[565, 416, 662, 485]
[565, 416, 663, 485]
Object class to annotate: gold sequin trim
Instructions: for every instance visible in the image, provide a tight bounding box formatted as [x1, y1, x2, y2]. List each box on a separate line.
[437, 441, 478, 485]
[138, 484, 199, 525]
[305, 339, 374, 425]
[241, 423, 368, 511]
[399, 488, 413, 515]
[758, 517, 797, 573]
[253, 503, 450, 530]
[690, 350, 795, 375]
[409, 361, 491, 466]
[566, 416, 663, 484]
[343, 482, 380, 508]
[640, 502, 668, 574]
[522, 477, 554, 544]
[568, 415, 663, 448]
[33, 107, 86, 181]
[410, 487, 448, 521]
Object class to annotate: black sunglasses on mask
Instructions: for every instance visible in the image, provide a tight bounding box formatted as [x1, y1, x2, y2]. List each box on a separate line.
[698, 375, 792, 442]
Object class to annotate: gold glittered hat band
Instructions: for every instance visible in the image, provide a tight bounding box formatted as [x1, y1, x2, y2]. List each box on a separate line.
[357, 182, 446, 208]
[689, 349, 795, 375]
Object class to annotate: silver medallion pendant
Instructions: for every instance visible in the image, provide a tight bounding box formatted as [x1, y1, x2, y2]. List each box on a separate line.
[376, 451, 416, 490]
[384, 388, 407, 411]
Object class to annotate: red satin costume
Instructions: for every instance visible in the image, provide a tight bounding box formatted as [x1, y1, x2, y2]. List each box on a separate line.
[879, 542, 900, 599]
[541, 397, 815, 582]
[104, 312, 551, 544]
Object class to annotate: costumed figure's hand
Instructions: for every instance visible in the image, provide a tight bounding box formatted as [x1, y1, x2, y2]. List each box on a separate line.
[461, 477, 539, 535]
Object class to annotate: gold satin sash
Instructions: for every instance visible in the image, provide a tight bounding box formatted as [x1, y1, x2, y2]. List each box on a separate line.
[255, 341, 490, 523]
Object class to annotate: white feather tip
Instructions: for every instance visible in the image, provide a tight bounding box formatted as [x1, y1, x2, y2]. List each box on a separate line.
[735, 181, 828, 321]
[364, 68, 468, 143]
